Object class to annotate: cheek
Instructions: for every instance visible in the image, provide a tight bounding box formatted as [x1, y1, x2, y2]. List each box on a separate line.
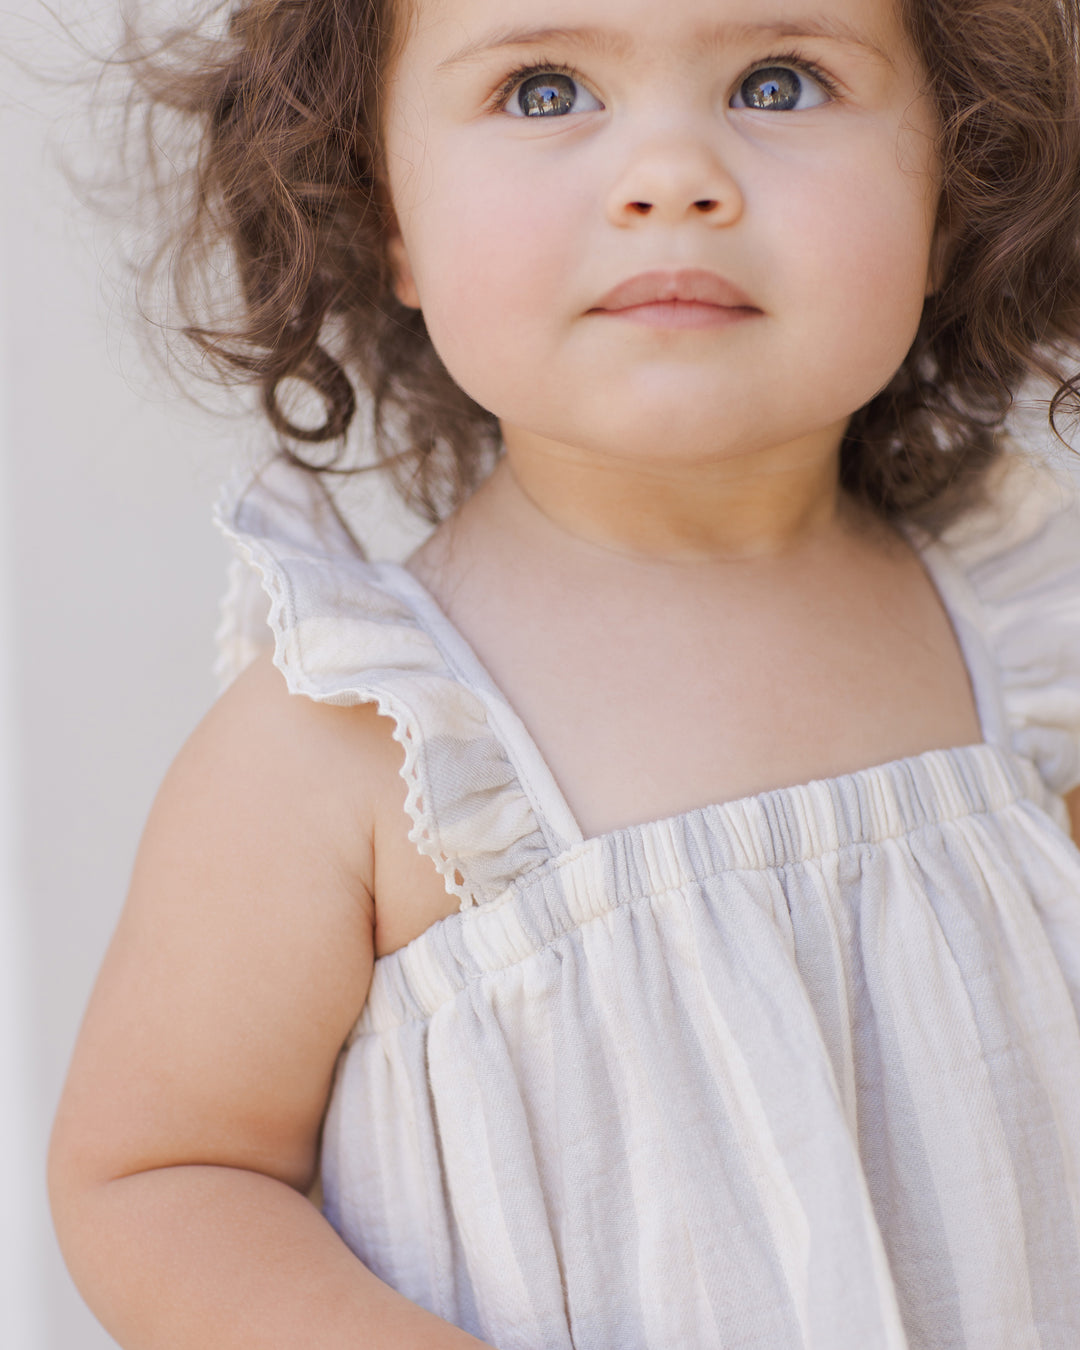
[777, 154, 936, 392]
[399, 141, 585, 400]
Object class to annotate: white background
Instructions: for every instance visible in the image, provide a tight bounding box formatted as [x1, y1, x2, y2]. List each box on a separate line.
[3, 2, 268, 1344]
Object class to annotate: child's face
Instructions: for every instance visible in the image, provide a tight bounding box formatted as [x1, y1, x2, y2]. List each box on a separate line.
[383, 0, 941, 468]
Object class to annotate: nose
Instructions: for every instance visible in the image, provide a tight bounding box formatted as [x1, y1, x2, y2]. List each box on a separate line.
[605, 130, 743, 228]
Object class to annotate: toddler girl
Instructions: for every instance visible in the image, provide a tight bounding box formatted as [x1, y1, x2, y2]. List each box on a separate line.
[49, 0, 1080, 1345]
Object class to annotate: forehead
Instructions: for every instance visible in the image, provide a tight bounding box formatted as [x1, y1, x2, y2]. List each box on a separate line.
[399, 0, 905, 67]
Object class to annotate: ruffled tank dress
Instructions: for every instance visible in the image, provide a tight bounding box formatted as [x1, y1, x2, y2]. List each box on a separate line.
[215, 452, 1080, 1350]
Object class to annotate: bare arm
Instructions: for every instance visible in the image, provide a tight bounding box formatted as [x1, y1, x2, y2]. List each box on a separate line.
[1067, 786, 1080, 844]
[48, 653, 492, 1349]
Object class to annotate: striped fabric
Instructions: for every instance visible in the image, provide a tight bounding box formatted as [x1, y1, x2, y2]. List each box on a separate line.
[216, 453, 1080, 1349]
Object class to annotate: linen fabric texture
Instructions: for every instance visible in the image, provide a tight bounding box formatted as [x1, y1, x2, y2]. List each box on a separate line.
[215, 452, 1080, 1350]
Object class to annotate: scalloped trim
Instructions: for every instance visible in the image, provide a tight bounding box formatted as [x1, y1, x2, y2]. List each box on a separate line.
[377, 705, 480, 911]
[214, 487, 484, 912]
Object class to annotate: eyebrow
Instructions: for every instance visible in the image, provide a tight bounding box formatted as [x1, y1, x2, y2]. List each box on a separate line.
[436, 18, 894, 72]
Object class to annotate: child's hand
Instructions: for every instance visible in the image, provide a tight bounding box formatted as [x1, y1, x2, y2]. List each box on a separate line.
[48, 651, 492, 1348]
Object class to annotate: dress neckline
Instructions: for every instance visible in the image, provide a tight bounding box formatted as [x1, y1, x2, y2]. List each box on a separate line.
[365, 527, 1010, 853]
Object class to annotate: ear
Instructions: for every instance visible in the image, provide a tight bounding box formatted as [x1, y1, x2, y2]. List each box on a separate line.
[387, 231, 422, 310]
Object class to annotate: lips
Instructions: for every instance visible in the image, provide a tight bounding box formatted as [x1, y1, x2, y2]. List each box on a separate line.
[591, 269, 759, 315]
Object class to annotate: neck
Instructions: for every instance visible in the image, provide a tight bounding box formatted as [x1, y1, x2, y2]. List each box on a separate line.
[493, 423, 851, 567]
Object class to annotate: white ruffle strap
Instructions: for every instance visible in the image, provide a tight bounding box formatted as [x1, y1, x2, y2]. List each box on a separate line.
[931, 454, 1080, 797]
[213, 458, 560, 910]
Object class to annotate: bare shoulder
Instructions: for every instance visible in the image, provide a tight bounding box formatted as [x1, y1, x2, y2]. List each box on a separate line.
[175, 648, 402, 876]
[49, 651, 405, 1206]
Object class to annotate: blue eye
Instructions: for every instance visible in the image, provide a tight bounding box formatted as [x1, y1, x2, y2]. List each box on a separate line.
[731, 66, 830, 112]
[504, 71, 603, 118]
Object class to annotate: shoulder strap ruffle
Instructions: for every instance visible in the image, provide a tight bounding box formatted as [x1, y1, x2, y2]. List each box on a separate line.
[213, 458, 576, 910]
[923, 453, 1080, 797]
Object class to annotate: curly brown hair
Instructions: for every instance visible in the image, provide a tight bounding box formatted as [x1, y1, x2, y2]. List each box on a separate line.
[112, 0, 1080, 529]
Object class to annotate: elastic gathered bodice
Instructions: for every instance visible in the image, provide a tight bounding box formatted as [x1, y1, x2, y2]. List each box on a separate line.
[356, 740, 1041, 1034]
[215, 453, 1080, 1350]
